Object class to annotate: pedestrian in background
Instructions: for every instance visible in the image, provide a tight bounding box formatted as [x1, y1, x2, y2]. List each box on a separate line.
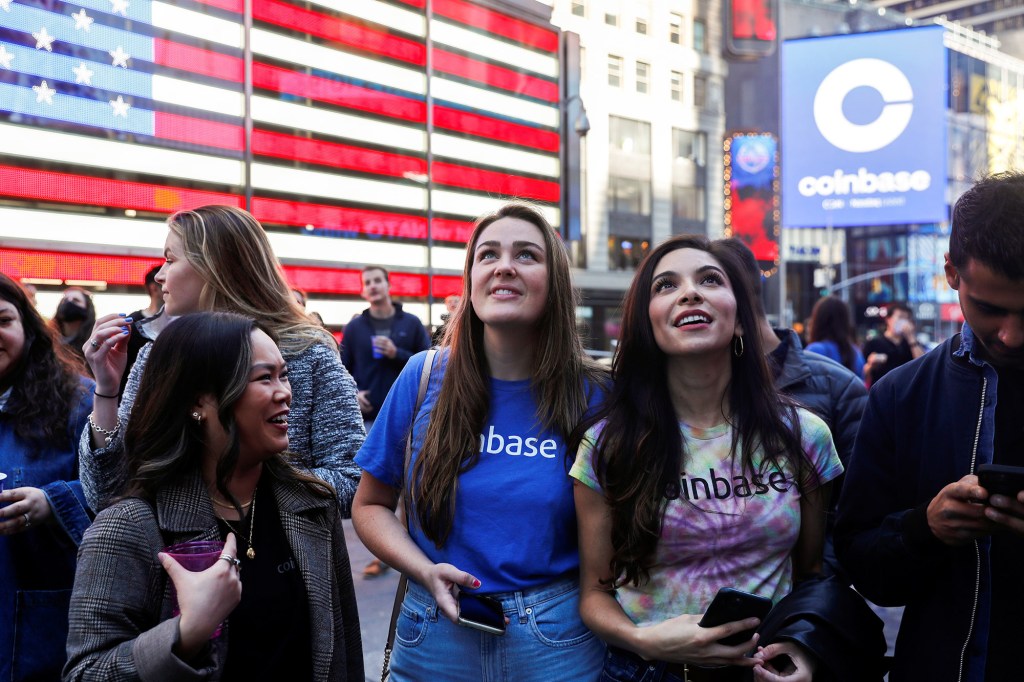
[79, 205, 364, 518]
[51, 286, 95, 368]
[65, 312, 361, 681]
[341, 266, 430, 431]
[0, 274, 93, 682]
[352, 203, 607, 681]
[121, 265, 170, 401]
[863, 302, 924, 386]
[805, 295, 866, 379]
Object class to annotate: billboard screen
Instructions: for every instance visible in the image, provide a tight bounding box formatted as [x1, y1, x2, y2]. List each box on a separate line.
[725, 133, 779, 262]
[781, 27, 947, 228]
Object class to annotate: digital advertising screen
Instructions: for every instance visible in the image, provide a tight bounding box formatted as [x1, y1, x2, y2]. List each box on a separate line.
[781, 26, 948, 228]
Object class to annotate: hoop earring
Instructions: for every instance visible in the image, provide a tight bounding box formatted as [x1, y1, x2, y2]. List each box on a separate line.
[733, 335, 744, 358]
[192, 411, 203, 423]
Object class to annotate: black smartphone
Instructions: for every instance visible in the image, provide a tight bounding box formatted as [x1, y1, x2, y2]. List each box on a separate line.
[698, 587, 773, 646]
[977, 463, 1024, 499]
[457, 592, 505, 636]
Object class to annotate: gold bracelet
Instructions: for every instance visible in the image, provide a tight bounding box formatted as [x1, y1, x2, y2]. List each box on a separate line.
[88, 413, 121, 445]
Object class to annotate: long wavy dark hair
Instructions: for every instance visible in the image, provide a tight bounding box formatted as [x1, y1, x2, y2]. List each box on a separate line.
[410, 203, 606, 546]
[809, 296, 859, 372]
[0, 274, 87, 452]
[569, 235, 813, 588]
[122, 312, 334, 512]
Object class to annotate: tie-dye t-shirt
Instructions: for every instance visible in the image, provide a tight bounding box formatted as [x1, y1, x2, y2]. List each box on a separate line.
[569, 408, 841, 627]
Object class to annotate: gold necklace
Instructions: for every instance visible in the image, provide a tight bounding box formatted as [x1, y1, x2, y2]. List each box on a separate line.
[216, 486, 257, 560]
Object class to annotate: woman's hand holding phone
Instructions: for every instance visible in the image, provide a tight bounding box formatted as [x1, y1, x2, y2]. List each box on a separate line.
[420, 562, 482, 623]
[637, 613, 761, 667]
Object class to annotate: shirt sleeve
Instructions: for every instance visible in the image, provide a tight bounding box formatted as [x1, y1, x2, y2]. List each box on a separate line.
[568, 424, 604, 493]
[355, 351, 430, 488]
[797, 409, 844, 490]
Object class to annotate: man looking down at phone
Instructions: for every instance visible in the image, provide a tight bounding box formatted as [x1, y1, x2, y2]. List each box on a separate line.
[836, 171, 1024, 682]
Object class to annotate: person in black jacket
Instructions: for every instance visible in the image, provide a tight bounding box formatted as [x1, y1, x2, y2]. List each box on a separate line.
[836, 171, 1024, 682]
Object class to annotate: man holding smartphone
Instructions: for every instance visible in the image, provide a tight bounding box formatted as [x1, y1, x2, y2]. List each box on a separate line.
[836, 172, 1024, 682]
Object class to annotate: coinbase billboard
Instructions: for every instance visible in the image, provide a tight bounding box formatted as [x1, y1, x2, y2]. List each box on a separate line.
[781, 27, 947, 228]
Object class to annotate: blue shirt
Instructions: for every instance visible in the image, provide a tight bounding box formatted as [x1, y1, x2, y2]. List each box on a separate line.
[805, 340, 865, 379]
[357, 350, 600, 593]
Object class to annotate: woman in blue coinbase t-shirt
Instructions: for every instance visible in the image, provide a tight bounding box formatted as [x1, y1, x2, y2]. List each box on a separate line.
[353, 203, 607, 682]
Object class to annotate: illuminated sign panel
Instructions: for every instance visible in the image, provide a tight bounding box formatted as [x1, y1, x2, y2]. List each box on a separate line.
[724, 133, 779, 262]
[0, 0, 561, 302]
[781, 27, 947, 228]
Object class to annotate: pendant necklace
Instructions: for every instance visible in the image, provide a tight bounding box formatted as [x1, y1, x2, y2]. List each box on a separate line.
[216, 486, 257, 560]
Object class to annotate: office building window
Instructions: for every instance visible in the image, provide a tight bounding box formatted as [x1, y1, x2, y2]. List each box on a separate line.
[670, 71, 683, 101]
[635, 3, 649, 34]
[571, 0, 585, 17]
[608, 176, 651, 216]
[694, 74, 707, 108]
[609, 116, 651, 155]
[693, 18, 707, 53]
[673, 129, 707, 166]
[636, 16, 648, 34]
[636, 61, 650, 94]
[605, 2, 619, 27]
[672, 185, 706, 222]
[669, 13, 682, 44]
[608, 55, 623, 87]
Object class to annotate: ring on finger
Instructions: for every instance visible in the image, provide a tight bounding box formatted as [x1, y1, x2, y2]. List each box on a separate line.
[23, 513, 31, 528]
[218, 553, 241, 568]
[90, 339, 101, 349]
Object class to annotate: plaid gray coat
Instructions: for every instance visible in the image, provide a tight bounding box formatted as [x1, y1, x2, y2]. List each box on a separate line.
[63, 469, 362, 681]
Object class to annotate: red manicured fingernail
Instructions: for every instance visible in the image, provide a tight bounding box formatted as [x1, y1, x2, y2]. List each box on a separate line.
[472, 579, 481, 588]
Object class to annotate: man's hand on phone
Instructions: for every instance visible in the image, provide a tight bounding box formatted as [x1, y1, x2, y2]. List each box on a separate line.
[984, 490, 1024, 536]
[927, 474, 995, 545]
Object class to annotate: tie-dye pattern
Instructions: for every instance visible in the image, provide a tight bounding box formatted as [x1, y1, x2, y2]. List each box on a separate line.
[570, 408, 841, 627]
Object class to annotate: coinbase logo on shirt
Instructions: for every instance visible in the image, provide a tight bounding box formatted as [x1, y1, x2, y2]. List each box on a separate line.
[781, 26, 947, 228]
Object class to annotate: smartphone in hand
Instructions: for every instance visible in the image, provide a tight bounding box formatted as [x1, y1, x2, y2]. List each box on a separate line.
[698, 588, 772, 646]
[977, 463, 1024, 499]
[457, 592, 506, 636]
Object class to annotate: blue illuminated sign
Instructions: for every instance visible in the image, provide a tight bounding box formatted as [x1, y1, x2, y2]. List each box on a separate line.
[781, 27, 947, 228]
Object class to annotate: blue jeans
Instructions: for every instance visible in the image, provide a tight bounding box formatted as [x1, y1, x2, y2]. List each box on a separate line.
[390, 575, 605, 682]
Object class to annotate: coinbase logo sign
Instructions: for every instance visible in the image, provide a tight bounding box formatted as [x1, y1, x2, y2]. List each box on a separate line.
[781, 27, 947, 228]
[813, 59, 913, 153]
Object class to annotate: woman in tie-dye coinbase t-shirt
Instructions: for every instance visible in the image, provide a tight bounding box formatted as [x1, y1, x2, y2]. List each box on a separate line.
[570, 236, 842, 682]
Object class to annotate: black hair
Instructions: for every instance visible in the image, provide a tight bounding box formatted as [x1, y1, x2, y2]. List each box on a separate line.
[949, 171, 1024, 280]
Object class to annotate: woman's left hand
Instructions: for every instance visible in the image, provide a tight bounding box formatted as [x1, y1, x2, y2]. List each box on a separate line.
[752, 642, 817, 681]
[0, 487, 54, 535]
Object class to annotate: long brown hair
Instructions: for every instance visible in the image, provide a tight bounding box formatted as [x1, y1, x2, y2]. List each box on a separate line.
[569, 235, 813, 588]
[0, 275, 87, 451]
[410, 203, 605, 546]
[809, 295, 858, 372]
[168, 205, 333, 357]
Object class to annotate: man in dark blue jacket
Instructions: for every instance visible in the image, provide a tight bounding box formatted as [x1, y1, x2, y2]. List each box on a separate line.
[341, 266, 430, 426]
[836, 171, 1024, 681]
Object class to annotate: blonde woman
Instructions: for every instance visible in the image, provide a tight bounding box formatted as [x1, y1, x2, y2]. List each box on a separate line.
[80, 206, 363, 517]
[353, 203, 607, 681]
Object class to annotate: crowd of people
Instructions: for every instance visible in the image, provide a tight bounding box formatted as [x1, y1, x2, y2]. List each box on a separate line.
[0, 170, 1021, 681]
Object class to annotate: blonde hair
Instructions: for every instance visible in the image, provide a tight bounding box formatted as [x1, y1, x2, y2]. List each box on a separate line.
[168, 205, 332, 356]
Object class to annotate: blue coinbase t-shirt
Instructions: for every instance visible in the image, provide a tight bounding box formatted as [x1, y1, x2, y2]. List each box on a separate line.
[356, 350, 599, 594]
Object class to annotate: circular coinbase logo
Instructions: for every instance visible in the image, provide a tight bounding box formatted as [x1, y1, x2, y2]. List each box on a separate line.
[813, 58, 913, 153]
[734, 137, 772, 174]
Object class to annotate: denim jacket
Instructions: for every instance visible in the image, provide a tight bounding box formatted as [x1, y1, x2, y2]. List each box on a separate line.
[0, 377, 93, 682]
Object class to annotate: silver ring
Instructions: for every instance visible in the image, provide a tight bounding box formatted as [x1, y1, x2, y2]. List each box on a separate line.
[22, 513, 31, 528]
[218, 553, 241, 568]
[90, 340, 101, 349]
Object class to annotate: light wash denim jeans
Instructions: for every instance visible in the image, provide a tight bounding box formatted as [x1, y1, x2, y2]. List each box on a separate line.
[390, 575, 605, 682]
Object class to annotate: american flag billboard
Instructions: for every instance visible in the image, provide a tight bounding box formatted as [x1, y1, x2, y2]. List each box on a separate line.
[0, 0, 562, 318]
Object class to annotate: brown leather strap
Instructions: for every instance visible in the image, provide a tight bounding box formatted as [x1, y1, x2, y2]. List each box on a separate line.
[382, 349, 437, 680]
